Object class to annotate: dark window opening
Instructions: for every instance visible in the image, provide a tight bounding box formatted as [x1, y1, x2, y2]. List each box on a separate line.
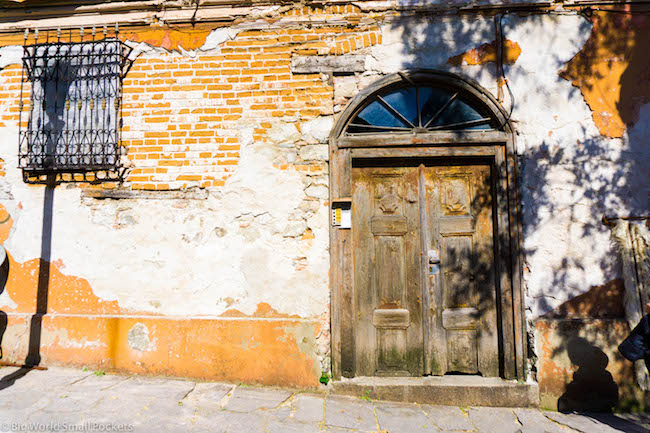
[346, 84, 498, 135]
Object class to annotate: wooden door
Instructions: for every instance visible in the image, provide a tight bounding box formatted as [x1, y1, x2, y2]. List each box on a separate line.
[352, 165, 423, 376]
[422, 164, 499, 376]
[352, 161, 499, 377]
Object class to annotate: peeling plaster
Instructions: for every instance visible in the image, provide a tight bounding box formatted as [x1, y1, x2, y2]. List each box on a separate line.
[561, 11, 650, 138]
[127, 322, 156, 352]
[200, 27, 243, 51]
[448, 39, 521, 66]
[0, 8, 649, 383]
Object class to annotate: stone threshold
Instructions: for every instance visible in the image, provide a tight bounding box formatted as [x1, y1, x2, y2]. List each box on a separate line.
[330, 375, 540, 408]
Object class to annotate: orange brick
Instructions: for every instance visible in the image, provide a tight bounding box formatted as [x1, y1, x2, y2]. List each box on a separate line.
[144, 117, 169, 123]
[180, 85, 204, 91]
[177, 175, 202, 181]
[189, 130, 214, 137]
[159, 160, 183, 166]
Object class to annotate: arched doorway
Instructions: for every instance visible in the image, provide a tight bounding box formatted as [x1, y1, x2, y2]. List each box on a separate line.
[329, 70, 525, 381]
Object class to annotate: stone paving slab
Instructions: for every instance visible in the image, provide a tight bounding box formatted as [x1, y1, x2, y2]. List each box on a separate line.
[513, 408, 575, 433]
[469, 407, 522, 433]
[545, 411, 650, 433]
[421, 404, 476, 431]
[0, 366, 650, 433]
[325, 395, 377, 432]
[290, 394, 325, 424]
[224, 386, 292, 413]
[374, 401, 438, 433]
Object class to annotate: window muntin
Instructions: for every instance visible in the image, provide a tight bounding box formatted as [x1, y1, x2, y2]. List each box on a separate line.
[345, 85, 497, 135]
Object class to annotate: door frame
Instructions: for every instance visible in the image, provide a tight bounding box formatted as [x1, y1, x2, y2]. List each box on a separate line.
[328, 70, 525, 380]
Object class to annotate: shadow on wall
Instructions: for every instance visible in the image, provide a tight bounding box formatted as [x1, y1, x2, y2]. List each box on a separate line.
[557, 336, 618, 412]
[383, 6, 649, 311]
[520, 8, 650, 313]
[538, 280, 643, 411]
[0, 247, 8, 362]
[382, 5, 649, 407]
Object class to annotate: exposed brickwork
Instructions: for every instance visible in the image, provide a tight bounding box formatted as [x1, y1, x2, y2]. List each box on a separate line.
[119, 25, 380, 190]
[0, 23, 380, 188]
[0, 64, 24, 127]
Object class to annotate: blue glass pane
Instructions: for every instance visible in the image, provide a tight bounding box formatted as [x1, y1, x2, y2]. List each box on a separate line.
[419, 87, 454, 126]
[354, 100, 407, 128]
[382, 87, 418, 126]
[430, 98, 488, 129]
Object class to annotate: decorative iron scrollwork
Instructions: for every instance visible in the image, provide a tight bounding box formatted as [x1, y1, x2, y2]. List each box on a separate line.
[18, 27, 133, 183]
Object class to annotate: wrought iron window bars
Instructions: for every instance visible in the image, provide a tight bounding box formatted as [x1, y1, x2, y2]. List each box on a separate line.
[18, 26, 133, 183]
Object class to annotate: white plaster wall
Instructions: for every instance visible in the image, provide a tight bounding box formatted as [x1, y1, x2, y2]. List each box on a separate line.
[0, 11, 648, 353]
[361, 13, 649, 318]
[0, 41, 331, 321]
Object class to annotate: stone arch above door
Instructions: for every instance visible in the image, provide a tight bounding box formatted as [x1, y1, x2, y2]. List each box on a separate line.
[330, 70, 513, 146]
[328, 70, 525, 381]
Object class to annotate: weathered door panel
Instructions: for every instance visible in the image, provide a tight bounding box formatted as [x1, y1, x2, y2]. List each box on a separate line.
[352, 166, 423, 376]
[352, 161, 498, 378]
[424, 165, 499, 377]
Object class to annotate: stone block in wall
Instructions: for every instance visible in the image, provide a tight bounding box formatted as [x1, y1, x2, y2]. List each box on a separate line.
[291, 55, 366, 74]
[301, 117, 334, 144]
[299, 145, 329, 161]
[334, 75, 358, 105]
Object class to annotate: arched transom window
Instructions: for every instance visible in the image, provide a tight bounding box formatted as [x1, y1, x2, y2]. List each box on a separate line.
[342, 76, 502, 136]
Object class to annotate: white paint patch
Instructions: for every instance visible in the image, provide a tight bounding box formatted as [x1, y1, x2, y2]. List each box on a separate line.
[0, 46, 22, 69]
[200, 28, 243, 52]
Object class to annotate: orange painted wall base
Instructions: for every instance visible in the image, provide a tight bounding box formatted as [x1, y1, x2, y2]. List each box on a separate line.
[0, 313, 322, 388]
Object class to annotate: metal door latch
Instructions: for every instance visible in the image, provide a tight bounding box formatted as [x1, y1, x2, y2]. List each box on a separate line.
[428, 250, 440, 275]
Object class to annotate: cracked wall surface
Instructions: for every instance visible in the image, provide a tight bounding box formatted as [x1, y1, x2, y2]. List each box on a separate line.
[0, 2, 648, 395]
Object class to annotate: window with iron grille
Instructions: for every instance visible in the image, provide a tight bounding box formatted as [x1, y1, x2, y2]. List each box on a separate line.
[19, 32, 132, 181]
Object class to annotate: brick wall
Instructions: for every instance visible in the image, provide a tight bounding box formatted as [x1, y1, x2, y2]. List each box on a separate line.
[120, 24, 380, 190]
[0, 13, 381, 189]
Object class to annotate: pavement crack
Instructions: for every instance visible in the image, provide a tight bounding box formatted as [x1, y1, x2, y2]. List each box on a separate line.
[180, 382, 197, 402]
[102, 376, 132, 391]
[276, 391, 296, 409]
[69, 373, 93, 386]
[219, 383, 238, 409]
[371, 401, 382, 433]
[542, 413, 582, 433]
[510, 407, 524, 429]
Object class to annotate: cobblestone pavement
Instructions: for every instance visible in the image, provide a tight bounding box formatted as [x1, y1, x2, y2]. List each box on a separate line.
[0, 366, 648, 433]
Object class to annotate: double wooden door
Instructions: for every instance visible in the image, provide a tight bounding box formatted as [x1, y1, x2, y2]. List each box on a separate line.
[352, 160, 499, 377]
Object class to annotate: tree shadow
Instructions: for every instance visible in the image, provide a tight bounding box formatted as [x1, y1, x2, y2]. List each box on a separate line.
[370, 3, 650, 409]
